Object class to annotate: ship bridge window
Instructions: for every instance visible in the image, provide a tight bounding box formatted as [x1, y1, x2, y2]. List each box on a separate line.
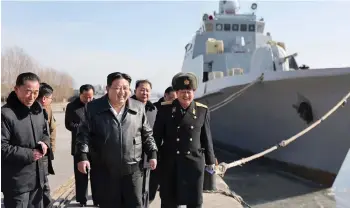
[240, 24, 247, 32]
[257, 24, 264, 33]
[224, 24, 231, 31]
[232, 24, 239, 31]
[249, 24, 255, 32]
[216, 24, 223, 31]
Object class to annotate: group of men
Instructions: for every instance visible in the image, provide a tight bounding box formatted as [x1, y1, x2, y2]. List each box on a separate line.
[1, 71, 216, 208]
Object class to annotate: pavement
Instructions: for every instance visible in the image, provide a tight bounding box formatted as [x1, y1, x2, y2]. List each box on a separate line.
[63, 149, 337, 208]
[2, 111, 338, 208]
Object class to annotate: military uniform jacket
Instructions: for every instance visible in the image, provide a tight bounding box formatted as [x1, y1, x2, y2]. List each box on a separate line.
[153, 99, 216, 205]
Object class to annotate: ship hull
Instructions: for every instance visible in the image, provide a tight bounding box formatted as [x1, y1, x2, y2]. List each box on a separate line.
[196, 73, 350, 185]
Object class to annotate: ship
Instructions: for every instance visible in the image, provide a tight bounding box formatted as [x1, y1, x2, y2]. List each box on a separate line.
[181, 0, 350, 186]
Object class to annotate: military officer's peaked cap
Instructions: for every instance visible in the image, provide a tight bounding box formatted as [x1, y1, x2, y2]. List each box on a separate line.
[172, 72, 198, 91]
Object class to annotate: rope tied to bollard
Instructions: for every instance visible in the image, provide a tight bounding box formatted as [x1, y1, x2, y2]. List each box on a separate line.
[215, 90, 350, 176]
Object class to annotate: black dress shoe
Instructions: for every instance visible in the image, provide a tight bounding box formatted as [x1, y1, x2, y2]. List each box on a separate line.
[80, 202, 87, 207]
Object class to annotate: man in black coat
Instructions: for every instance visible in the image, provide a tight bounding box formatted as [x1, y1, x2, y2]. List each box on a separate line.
[153, 72, 216, 208]
[1, 72, 51, 208]
[130, 79, 158, 207]
[153, 86, 177, 110]
[75, 72, 158, 208]
[65, 84, 97, 207]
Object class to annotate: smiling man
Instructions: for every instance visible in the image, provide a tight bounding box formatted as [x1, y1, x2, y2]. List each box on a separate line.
[75, 72, 158, 208]
[1, 72, 51, 208]
[153, 72, 216, 208]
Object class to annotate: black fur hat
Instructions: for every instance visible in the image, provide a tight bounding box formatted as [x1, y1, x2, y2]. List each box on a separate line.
[172, 72, 198, 91]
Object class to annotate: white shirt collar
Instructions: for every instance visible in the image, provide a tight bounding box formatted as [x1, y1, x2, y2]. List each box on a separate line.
[108, 101, 126, 121]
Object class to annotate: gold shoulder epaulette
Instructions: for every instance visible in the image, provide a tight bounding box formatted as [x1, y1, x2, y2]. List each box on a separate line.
[161, 101, 173, 105]
[195, 102, 208, 108]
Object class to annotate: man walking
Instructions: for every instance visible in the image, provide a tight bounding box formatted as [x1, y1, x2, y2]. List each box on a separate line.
[65, 84, 96, 207]
[153, 72, 216, 208]
[75, 72, 158, 208]
[2, 72, 51, 208]
[131, 79, 158, 206]
[153, 86, 177, 110]
[37, 82, 56, 207]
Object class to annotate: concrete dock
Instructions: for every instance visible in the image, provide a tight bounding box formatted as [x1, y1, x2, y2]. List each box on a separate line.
[2, 110, 338, 208]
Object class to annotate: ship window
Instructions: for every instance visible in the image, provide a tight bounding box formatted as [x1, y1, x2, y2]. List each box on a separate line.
[224, 24, 231, 31]
[216, 24, 223, 31]
[232, 24, 239, 31]
[249, 24, 255, 32]
[240, 24, 247, 32]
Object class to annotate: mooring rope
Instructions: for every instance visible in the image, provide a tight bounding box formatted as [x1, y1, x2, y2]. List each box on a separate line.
[209, 73, 264, 112]
[215, 91, 350, 175]
[204, 73, 349, 207]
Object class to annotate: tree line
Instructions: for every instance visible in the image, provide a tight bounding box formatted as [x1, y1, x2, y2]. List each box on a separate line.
[1, 46, 75, 102]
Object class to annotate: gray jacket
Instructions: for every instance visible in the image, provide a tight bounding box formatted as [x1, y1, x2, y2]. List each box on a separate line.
[75, 95, 158, 175]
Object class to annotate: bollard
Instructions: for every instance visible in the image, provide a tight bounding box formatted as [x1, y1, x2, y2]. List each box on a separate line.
[203, 168, 217, 191]
[203, 158, 218, 191]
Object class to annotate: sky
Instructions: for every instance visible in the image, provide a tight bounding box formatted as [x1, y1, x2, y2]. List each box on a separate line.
[2, 0, 350, 92]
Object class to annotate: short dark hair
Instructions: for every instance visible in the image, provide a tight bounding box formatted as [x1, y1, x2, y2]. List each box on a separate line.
[164, 86, 175, 94]
[37, 82, 54, 99]
[79, 84, 95, 94]
[135, 79, 152, 89]
[107, 72, 132, 87]
[15, 72, 40, 86]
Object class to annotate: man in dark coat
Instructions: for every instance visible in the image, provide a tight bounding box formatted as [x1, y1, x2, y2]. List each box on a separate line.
[1, 72, 51, 208]
[75, 72, 158, 208]
[130, 79, 158, 207]
[153, 72, 216, 208]
[36, 82, 56, 208]
[65, 84, 97, 207]
[153, 86, 177, 110]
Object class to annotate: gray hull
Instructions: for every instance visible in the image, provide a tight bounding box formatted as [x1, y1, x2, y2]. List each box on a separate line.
[197, 74, 350, 185]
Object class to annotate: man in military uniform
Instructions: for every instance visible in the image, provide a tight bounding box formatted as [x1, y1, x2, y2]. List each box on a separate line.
[153, 72, 216, 208]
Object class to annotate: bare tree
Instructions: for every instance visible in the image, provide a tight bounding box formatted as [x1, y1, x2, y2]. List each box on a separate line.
[1, 46, 75, 102]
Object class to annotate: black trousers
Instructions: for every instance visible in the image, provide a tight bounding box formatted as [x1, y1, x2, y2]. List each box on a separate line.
[3, 187, 44, 208]
[43, 175, 53, 208]
[149, 168, 160, 203]
[99, 170, 143, 208]
[73, 155, 88, 204]
[73, 155, 99, 204]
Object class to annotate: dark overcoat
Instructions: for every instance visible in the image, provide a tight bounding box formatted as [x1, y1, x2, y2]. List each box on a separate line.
[153, 99, 216, 205]
[1, 91, 51, 194]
